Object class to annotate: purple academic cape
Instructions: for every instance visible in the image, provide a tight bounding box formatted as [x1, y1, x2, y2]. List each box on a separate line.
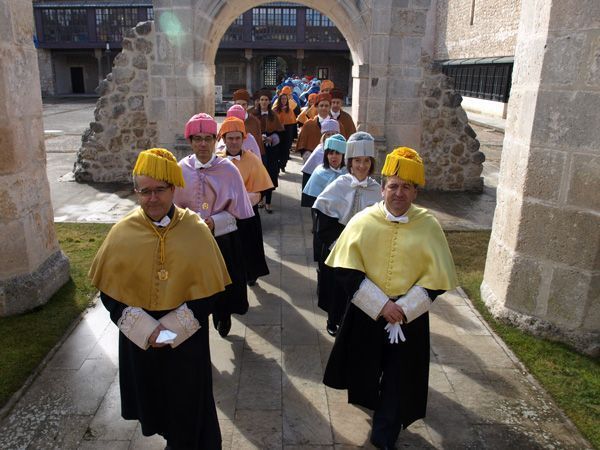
[174, 154, 254, 220]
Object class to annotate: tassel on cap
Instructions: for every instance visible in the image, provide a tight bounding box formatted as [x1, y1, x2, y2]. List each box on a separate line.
[381, 147, 425, 187]
[133, 148, 185, 187]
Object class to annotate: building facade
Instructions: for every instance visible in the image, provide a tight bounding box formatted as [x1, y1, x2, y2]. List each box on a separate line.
[33, 0, 154, 96]
[33, 1, 351, 98]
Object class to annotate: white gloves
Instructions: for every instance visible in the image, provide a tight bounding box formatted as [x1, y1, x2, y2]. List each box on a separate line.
[384, 322, 406, 344]
[384, 286, 431, 344]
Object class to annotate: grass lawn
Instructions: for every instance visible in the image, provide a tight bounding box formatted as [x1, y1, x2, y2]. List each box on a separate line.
[0, 223, 112, 408]
[446, 230, 600, 449]
[0, 226, 597, 448]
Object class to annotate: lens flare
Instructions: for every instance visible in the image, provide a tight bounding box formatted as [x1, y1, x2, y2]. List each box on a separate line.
[159, 12, 184, 47]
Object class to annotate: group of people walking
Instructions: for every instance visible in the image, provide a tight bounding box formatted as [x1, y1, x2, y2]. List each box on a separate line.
[89, 78, 458, 450]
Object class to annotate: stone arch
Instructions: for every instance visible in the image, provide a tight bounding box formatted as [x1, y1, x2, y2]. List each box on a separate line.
[75, 0, 484, 192]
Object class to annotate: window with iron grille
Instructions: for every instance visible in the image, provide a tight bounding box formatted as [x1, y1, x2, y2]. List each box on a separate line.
[147, 8, 154, 20]
[317, 68, 329, 80]
[41, 8, 88, 42]
[223, 14, 244, 42]
[264, 56, 278, 87]
[95, 8, 139, 42]
[442, 63, 513, 103]
[252, 7, 296, 41]
[306, 9, 334, 27]
[305, 8, 342, 43]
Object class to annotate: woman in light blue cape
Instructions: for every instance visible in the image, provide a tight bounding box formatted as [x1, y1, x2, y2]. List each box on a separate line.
[301, 134, 347, 208]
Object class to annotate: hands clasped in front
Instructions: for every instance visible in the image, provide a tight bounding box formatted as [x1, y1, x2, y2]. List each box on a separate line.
[381, 300, 407, 344]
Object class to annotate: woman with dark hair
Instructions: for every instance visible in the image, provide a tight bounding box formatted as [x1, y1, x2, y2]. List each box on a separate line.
[273, 86, 298, 173]
[312, 132, 381, 336]
[301, 134, 347, 208]
[253, 90, 284, 213]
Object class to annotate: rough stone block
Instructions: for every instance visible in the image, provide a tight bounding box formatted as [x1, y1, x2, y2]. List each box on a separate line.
[391, 9, 426, 36]
[0, 250, 70, 316]
[368, 35, 390, 66]
[112, 67, 135, 85]
[367, 100, 386, 123]
[532, 91, 600, 150]
[516, 201, 600, 271]
[391, 100, 420, 124]
[582, 275, 600, 331]
[522, 147, 566, 203]
[567, 153, 600, 211]
[546, 267, 591, 327]
[540, 32, 585, 85]
[548, 0, 600, 32]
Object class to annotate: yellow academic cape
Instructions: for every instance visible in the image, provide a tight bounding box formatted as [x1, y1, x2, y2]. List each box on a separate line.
[326, 202, 457, 296]
[89, 206, 231, 310]
[217, 150, 274, 193]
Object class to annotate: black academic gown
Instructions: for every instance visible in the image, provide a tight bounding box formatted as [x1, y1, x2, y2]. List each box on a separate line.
[101, 293, 221, 450]
[236, 205, 270, 282]
[214, 230, 248, 318]
[314, 210, 345, 320]
[323, 269, 443, 429]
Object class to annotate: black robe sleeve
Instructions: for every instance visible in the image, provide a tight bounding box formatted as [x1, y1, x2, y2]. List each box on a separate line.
[315, 210, 345, 250]
[323, 270, 446, 411]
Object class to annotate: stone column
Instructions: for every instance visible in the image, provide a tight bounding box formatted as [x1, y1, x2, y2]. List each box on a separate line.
[245, 48, 253, 92]
[481, 0, 600, 356]
[0, 0, 70, 316]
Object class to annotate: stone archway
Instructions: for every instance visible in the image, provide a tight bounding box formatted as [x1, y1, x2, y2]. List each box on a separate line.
[74, 0, 484, 192]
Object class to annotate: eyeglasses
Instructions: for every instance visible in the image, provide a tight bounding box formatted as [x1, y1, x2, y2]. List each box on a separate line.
[191, 135, 215, 143]
[135, 186, 171, 197]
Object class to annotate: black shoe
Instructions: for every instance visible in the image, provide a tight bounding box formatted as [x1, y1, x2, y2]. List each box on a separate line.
[247, 279, 256, 287]
[281, 167, 286, 173]
[218, 317, 232, 337]
[326, 321, 338, 337]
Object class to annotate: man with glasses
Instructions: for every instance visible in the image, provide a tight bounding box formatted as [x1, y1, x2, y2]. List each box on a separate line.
[90, 148, 230, 449]
[174, 113, 254, 338]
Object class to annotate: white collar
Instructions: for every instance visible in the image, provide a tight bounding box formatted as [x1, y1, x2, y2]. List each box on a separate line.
[350, 175, 368, 188]
[226, 153, 241, 161]
[152, 215, 171, 228]
[383, 203, 409, 223]
[194, 154, 216, 169]
[330, 110, 340, 119]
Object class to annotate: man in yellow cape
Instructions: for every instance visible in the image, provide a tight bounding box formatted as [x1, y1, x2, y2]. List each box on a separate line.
[323, 147, 457, 449]
[89, 148, 230, 449]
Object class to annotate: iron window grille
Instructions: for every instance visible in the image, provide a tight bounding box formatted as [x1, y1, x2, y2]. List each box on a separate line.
[440, 59, 513, 103]
[41, 8, 88, 42]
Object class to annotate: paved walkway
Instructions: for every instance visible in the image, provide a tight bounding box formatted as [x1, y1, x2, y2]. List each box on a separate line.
[0, 101, 590, 448]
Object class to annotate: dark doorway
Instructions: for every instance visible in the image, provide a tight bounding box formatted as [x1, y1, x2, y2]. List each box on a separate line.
[70, 67, 85, 94]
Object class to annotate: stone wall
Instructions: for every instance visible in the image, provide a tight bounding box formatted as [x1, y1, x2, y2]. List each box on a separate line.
[73, 21, 157, 183]
[37, 48, 54, 97]
[73, 1, 484, 191]
[435, 0, 521, 59]
[420, 58, 484, 191]
[481, 0, 600, 356]
[0, 0, 69, 316]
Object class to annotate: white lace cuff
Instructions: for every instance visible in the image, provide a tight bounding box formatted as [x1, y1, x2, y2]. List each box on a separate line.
[159, 303, 201, 348]
[351, 277, 388, 320]
[212, 210, 238, 237]
[395, 286, 431, 323]
[117, 307, 160, 350]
